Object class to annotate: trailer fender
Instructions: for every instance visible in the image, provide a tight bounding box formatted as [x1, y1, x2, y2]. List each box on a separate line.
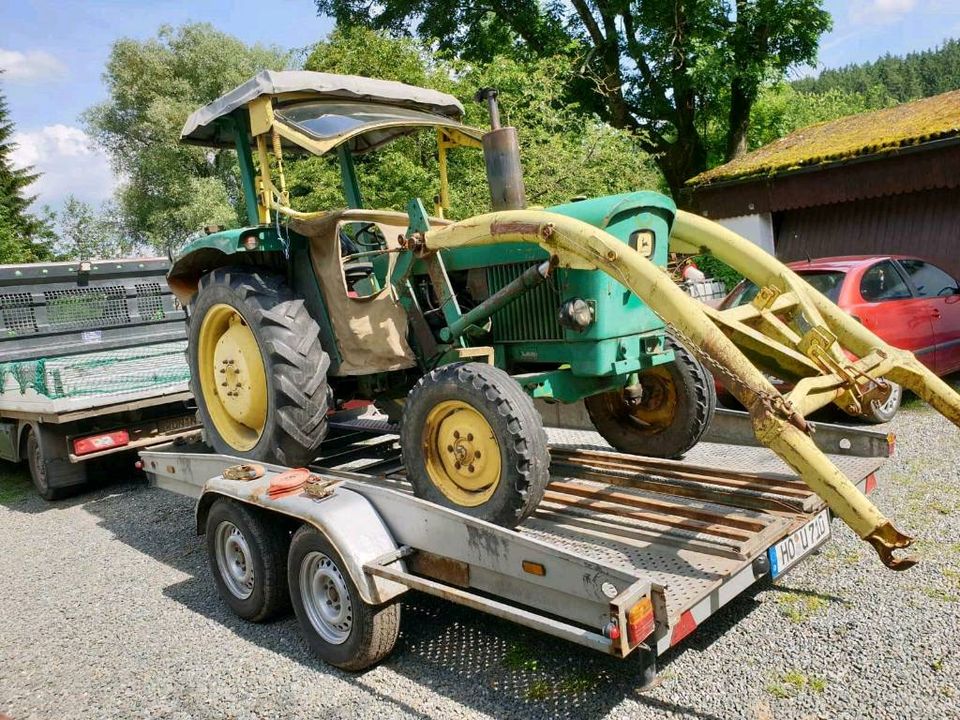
[197, 479, 407, 605]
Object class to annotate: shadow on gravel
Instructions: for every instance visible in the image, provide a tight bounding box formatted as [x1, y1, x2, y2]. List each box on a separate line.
[72, 483, 766, 720]
[0, 453, 144, 514]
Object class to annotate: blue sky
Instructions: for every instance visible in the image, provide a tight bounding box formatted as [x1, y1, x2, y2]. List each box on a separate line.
[2, 0, 959, 210]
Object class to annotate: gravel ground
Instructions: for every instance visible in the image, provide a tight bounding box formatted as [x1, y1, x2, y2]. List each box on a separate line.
[1, 402, 959, 720]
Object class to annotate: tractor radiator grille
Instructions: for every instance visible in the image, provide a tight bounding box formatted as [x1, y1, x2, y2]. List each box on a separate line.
[487, 263, 564, 342]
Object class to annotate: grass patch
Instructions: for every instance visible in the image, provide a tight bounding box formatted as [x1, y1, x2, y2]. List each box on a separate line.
[775, 592, 830, 622]
[525, 680, 551, 701]
[503, 642, 539, 672]
[524, 675, 597, 701]
[922, 587, 960, 603]
[767, 670, 827, 698]
[766, 683, 791, 699]
[842, 550, 862, 566]
[0, 465, 31, 503]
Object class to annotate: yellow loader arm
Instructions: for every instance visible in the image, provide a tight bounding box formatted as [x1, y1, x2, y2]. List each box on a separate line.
[422, 210, 960, 570]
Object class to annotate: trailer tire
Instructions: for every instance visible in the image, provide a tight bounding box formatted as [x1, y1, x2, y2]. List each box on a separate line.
[205, 498, 291, 622]
[188, 268, 330, 467]
[288, 525, 400, 671]
[401, 362, 550, 527]
[585, 335, 716, 459]
[25, 427, 84, 501]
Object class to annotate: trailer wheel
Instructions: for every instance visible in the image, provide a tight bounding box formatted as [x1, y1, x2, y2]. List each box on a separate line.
[584, 336, 716, 459]
[24, 427, 84, 501]
[401, 362, 550, 527]
[188, 268, 330, 467]
[205, 498, 290, 622]
[288, 525, 400, 671]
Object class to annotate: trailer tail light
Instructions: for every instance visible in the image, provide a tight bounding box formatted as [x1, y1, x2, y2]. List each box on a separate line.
[626, 596, 655, 645]
[73, 430, 130, 456]
[864, 472, 878, 495]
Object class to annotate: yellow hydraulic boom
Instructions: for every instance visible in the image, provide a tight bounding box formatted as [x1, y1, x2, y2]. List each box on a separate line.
[419, 209, 960, 570]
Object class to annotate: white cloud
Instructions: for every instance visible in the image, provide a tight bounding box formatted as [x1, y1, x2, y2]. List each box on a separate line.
[9, 125, 117, 209]
[849, 0, 919, 24]
[0, 48, 67, 83]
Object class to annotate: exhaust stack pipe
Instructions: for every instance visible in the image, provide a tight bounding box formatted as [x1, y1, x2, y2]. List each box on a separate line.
[476, 88, 527, 211]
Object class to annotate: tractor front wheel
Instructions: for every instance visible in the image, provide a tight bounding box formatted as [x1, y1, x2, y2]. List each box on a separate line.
[584, 336, 716, 459]
[400, 362, 550, 527]
[188, 268, 330, 466]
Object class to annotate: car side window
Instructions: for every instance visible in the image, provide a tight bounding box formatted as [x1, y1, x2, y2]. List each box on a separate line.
[898, 259, 959, 298]
[859, 261, 912, 302]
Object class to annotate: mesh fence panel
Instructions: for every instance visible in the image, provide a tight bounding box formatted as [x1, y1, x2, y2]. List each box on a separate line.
[0, 341, 189, 400]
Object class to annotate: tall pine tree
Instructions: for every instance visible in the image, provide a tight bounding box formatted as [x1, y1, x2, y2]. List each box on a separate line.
[0, 75, 52, 263]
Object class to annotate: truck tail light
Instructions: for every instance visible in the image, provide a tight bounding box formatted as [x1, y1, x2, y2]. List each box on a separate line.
[73, 430, 130, 456]
[626, 596, 655, 646]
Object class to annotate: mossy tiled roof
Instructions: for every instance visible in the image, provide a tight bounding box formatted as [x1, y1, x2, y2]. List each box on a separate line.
[690, 89, 960, 186]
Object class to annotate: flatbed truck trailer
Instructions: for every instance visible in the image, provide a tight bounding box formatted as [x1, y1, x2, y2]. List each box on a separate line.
[0, 258, 200, 499]
[140, 408, 891, 683]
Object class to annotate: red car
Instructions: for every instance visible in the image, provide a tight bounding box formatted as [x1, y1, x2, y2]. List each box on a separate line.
[719, 255, 960, 422]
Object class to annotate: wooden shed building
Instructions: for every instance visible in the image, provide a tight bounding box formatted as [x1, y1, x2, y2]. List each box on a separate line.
[686, 90, 960, 279]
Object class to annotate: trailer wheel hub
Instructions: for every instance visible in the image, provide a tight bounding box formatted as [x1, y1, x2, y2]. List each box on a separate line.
[198, 304, 268, 451]
[423, 400, 501, 506]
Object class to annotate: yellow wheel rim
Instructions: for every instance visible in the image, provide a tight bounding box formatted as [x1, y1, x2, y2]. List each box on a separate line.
[626, 366, 677, 431]
[422, 400, 501, 507]
[197, 304, 268, 451]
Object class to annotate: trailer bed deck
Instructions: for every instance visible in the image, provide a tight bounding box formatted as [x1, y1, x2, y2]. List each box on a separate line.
[313, 420, 881, 652]
[145, 412, 883, 657]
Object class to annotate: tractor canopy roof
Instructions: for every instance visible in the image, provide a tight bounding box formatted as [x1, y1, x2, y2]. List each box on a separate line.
[181, 70, 480, 155]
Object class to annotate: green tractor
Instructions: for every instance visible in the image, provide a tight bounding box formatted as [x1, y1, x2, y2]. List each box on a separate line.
[170, 71, 960, 569]
[169, 71, 715, 526]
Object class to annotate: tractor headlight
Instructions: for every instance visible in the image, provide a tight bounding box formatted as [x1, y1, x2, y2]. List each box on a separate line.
[558, 298, 594, 332]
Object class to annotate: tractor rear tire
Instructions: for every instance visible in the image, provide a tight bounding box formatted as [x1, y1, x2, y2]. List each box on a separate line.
[584, 336, 716, 459]
[400, 362, 550, 527]
[188, 268, 330, 467]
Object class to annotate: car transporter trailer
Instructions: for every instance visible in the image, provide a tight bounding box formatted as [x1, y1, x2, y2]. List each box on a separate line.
[139, 408, 892, 683]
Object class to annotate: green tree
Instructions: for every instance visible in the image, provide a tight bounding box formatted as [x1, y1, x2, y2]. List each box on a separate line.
[0, 77, 53, 263]
[793, 38, 960, 102]
[745, 82, 895, 153]
[52, 196, 143, 260]
[296, 27, 663, 218]
[314, 1, 831, 196]
[84, 23, 289, 251]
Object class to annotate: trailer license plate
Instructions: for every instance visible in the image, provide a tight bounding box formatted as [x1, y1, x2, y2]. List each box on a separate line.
[768, 510, 831, 579]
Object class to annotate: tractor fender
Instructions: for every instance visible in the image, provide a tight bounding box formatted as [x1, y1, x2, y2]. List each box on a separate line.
[196, 475, 407, 605]
[167, 226, 287, 304]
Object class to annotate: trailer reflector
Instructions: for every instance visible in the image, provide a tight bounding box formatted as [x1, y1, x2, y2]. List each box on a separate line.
[670, 610, 697, 647]
[865, 472, 878, 495]
[626, 596, 655, 645]
[521, 560, 546, 576]
[73, 430, 130, 456]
